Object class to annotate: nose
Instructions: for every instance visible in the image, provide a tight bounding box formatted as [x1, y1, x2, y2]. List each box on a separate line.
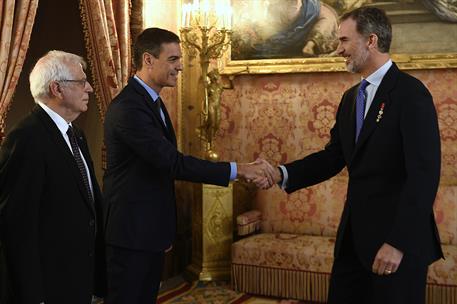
[336, 42, 344, 56]
[176, 59, 183, 72]
[86, 81, 94, 93]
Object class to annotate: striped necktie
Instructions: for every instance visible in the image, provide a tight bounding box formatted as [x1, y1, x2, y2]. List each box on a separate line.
[67, 126, 93, 202]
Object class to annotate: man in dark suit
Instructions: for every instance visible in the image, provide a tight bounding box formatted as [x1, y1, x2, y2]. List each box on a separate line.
[103, 28, 269, 304]
[266, 7, 443, 304]
[0, 51, 106, 304]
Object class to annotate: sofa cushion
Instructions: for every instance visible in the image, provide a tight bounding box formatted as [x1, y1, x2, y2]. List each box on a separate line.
[232, 233, 457, 288]
[255, 177, 346, 237]
[232, 233, 334, 273]
[428, 245, 457, 286]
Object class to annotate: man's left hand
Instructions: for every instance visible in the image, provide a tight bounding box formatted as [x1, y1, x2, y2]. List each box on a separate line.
[372, 243, 403, 276]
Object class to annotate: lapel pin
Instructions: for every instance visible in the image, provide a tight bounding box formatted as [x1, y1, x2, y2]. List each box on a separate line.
[376, 103, 385, 123]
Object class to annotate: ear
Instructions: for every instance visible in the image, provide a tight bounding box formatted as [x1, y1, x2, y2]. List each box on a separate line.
[143, 52, 155, 68]
[367, 33, 378, 50]
[49, 81, 64, 99]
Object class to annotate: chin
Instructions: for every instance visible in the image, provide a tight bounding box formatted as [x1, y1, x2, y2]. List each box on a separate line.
[167, 81, 177, 87]
[346, 62, 359, 74]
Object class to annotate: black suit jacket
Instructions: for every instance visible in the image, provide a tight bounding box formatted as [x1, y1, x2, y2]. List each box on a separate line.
[285, 63, 443, 269]
[103, 77, 231, 252]
[0, 106, 106, 304]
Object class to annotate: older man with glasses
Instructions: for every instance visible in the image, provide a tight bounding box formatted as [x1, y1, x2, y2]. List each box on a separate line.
[0, 50, 106, 304]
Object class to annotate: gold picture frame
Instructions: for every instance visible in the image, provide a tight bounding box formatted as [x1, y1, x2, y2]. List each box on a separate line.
[219, 53, 457, 74]
[219, 0, 457, 74]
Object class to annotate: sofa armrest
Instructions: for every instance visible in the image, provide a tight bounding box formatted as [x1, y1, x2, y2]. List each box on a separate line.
[237, 210, 262, 236]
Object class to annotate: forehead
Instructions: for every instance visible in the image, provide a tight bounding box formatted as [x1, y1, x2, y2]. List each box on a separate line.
[67, 62, 85, 76]
[159, 42, 182, 58]
[338, 18, 359, 38]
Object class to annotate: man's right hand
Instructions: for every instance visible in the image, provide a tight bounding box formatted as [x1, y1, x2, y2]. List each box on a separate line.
[237, 159, 282, 189]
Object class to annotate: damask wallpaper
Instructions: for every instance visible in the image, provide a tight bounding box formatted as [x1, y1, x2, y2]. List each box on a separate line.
[209, 68, 457, 242]
[214, 69, 457, 185]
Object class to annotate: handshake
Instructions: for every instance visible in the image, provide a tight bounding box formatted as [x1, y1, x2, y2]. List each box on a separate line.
[237, 159, 282, 189]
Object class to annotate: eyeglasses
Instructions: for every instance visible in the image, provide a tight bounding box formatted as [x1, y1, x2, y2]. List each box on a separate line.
[57, 78, 88, 87]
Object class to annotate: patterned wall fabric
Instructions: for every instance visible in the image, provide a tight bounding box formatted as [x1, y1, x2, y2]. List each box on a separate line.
[214, 68, 457, 243]
[255, 179, 347, 237]
[434, 186, 457, 245]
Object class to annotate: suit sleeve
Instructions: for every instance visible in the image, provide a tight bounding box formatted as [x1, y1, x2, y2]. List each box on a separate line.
[109, 101, 231, 186]
[284, 96, 347, 193]
[0, 129, 45, 303]
[386, 80, 441, 255]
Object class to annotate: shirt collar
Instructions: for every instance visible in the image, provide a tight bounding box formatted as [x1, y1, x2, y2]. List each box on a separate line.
[364, 59, 392, 87]
[37, 101, 72, 135]
[134, 75, 160, 102]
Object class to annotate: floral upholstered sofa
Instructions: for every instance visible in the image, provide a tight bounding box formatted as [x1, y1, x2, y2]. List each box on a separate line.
[232, 170, 457, 303]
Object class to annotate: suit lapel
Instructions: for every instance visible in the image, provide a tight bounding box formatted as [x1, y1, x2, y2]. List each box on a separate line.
[350, 63, 399, 162]
[341, 88, 358, 159]
[129, 78, 176, 146]
[34, 107, 96, 215]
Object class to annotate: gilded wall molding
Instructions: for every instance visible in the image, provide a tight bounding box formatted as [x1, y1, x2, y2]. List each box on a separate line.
[219, 53, 457, 75]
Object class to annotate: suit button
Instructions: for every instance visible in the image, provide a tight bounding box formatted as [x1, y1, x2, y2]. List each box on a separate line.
[89, 219, 95, 226]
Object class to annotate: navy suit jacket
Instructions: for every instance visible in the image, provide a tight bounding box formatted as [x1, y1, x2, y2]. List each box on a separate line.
[284, 63, 443, 269]
[103, 77, 231, 252]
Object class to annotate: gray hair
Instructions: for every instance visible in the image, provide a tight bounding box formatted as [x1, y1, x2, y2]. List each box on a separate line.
[29, 50, 87, 103]
[340, 7, 392, 53]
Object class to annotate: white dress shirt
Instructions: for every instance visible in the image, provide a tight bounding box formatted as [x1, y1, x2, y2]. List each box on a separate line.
[278, 60, 393, 189]
[37, 102, 94, 194]
[363, 59, 392, 118]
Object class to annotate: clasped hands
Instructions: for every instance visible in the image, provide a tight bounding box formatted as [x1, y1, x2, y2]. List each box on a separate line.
[237, 158, 281, 189]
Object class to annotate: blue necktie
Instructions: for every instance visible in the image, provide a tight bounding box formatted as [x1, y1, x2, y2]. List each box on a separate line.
[355, 79, 369, 142]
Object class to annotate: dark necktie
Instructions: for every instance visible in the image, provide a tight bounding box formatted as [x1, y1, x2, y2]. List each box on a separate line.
[155, 97, 167, 127]
[67, 126, 93, 202]
[355, 79, 370, 142]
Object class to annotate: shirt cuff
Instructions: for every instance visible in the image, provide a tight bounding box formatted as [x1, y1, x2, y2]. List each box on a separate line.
[229, 162, 237, 181]
[278, 165, 289, 189]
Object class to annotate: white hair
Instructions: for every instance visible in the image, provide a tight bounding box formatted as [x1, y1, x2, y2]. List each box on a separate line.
[29, 50, 87, 103]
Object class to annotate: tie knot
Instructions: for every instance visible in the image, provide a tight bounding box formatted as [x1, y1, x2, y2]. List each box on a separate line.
[360, 79, 369, 91]
[67, 125, 74, 136]
[155, 97, 162, 111]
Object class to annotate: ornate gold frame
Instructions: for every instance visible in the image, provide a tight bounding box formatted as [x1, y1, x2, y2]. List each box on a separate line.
[219, 52, 457, 75]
